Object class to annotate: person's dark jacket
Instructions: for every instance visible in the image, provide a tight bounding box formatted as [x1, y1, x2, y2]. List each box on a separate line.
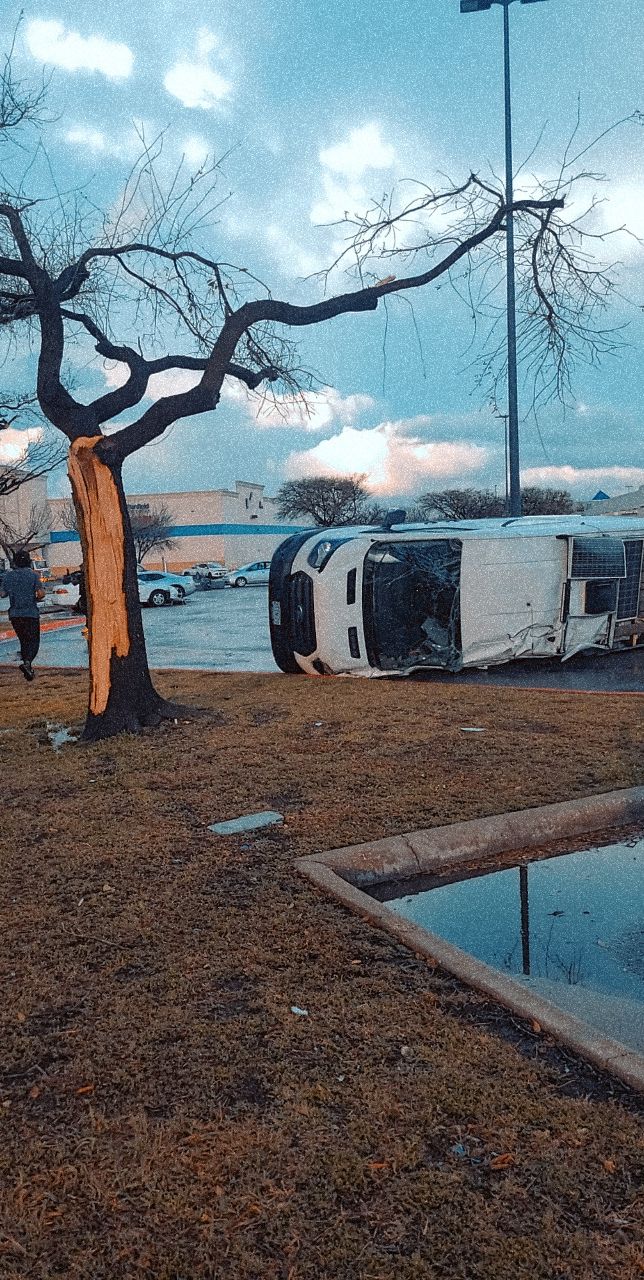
[0, 567, 44, 619]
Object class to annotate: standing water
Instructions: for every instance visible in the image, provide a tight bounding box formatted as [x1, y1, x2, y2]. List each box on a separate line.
[376, 835, 644, 1053]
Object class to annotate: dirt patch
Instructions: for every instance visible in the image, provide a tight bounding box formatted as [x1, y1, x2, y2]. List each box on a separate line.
[0, 667, 643, 1279]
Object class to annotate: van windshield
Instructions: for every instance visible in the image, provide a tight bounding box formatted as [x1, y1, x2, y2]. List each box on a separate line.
[363, 539, 462, 670]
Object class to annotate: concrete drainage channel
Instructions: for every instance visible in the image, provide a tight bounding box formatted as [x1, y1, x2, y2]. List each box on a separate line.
[297, 788, 644, 1093]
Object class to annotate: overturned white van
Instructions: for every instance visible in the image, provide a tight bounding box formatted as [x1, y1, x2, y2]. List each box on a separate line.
[268, 515, 644, 676]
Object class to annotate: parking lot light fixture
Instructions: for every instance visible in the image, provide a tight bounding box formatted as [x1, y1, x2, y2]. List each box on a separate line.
[458, 0, 550, 516]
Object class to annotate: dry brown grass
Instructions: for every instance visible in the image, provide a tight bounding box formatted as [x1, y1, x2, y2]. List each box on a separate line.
[0, 667, 643, 1280]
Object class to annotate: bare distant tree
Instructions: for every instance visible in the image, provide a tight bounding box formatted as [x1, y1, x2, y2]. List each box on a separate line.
[0, 54, 634, 738]
[417, 486, 581, 520]
[417, 488, 506, 521]
[521, 486, 582, 515]
[0, 434, 67, 499]
[275, 475, 386, 526]
[0, 501, 50, 563]
[128, 502, 177, 565]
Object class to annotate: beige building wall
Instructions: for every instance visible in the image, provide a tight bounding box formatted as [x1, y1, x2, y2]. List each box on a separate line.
[46, 480, 304, 574]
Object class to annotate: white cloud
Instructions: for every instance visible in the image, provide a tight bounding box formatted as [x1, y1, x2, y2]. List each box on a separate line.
[64, 123, 211, 173]
[319, 124, 396, 180]
[264, 224, 325, 279]
[102, 362, 202, 400]
[25, 20, 133, 79]
[312, 123, 398, 227]
[181, 135, 210, 168]
[221, 382, 374, 431]
[65, 126, 109, 153]
[521, 464, 644, 494]
[285, 419, 489, 495]
[164, 29, 232, 109]
[0, 426, 43, 464]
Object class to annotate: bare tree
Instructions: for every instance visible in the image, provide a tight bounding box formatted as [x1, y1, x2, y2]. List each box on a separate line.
[128, 502, 177, 565]
[521, 486, 582, 516]
[417, 488, 506, 521]
[275, 475, 385, 526]
[0, 431, 66, 498]
[417, 485, 582, 520]
[0, 60, 631, 739]
[0, 501, 50, 563]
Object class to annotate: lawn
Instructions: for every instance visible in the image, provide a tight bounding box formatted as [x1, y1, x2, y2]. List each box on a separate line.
[0, 667, 643, 1279]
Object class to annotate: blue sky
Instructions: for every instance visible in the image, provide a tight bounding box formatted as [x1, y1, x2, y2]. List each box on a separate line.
[1, 0, 643, 503]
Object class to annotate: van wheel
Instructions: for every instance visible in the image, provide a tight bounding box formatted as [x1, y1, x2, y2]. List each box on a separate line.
[149, 589, 167, 607]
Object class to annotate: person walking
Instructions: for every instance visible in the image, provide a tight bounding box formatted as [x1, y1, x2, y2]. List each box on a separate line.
[0, 549, 45, 681]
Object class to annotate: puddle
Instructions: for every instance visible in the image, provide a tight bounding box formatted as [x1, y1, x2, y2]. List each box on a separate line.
[374, 835, 644, 1053]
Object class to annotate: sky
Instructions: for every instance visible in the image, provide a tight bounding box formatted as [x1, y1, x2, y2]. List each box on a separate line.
[0, 0, 643, 505]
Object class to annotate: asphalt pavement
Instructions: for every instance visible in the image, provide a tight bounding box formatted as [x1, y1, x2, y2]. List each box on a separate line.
[0, 586, 642, 690]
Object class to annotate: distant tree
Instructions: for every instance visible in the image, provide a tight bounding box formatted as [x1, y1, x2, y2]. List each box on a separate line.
[521, 486, 582, 515]
[417, 488, 505, 521]
[417, 485, 581, 520]
[0, 501, 50, 563]
[60, 498, 177, 565]
[275, 475, 386, 526]
[128, 502, 177, 565]
[0, 398, 66, 500]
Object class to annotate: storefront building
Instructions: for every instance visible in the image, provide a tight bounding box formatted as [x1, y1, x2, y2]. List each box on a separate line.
[46, 480, 305, 573]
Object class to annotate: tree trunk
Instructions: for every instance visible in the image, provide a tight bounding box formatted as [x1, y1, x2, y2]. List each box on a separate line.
[68, 436, 180, 741]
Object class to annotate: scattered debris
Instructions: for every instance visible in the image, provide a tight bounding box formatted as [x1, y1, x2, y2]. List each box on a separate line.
[46, 723, 78, 751]
[459, 727, 486, 733]
[290, 1006, 309, 1017]
[208, 810, 284, 836]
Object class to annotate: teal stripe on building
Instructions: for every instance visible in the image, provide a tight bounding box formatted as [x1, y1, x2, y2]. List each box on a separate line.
[50, 523, 311, 544]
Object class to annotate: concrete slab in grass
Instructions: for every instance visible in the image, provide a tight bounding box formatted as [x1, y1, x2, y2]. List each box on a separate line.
[209, 810, 283, 836]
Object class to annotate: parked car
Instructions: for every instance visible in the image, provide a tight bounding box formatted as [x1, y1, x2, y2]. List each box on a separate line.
[227, 560, 272, 587]
[41, 579, 81, 611]
[137, 570, 192, 606]
[186, 561, 227, 580]
[269, 515, 644, 676]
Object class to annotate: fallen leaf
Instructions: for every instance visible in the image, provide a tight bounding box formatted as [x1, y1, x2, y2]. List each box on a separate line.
[532, 1020, 542, 1034]
[367, 1161, 389, 1171]
[76, 1084, 95, 1096]
[28, 1085, 41, 1100]
[602, 1158, 617, 1174]
[16, 1012, 26, 1023]
[490, 1153, 515, 1170]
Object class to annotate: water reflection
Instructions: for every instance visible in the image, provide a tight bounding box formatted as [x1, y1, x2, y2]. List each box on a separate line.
[374, 836, 644, 1051]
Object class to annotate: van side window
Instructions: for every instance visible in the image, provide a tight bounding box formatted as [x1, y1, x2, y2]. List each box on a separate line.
[585, 580, 618, 614]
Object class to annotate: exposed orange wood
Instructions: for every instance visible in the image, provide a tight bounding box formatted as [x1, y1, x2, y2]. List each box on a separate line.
[68, 436, 130, 714]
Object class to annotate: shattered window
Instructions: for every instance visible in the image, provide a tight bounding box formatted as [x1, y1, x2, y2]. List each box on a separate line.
[585, 579, 618, 615]
[362, 540, 462, 671]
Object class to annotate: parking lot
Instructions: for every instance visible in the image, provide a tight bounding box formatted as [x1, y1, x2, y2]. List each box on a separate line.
[0, 585, 279, 673]
[0, 583, 642, 689]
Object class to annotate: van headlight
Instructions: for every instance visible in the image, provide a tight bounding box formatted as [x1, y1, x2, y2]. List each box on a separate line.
[307, 537, 350, 572]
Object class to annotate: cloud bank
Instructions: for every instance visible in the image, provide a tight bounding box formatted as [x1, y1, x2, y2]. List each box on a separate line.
[26, 20, 133, 79]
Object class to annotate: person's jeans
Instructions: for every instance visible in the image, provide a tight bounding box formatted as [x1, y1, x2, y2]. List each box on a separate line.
[10, 615, 40, 663]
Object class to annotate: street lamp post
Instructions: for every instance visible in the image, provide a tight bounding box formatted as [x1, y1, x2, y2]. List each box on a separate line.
[459, 0, 548, 517]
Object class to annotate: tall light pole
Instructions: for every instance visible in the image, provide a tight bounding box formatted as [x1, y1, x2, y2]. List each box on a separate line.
[459, 0, 548, 517]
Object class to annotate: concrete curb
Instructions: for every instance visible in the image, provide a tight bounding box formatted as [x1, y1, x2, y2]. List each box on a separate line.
[297, 788, 644, 1093]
